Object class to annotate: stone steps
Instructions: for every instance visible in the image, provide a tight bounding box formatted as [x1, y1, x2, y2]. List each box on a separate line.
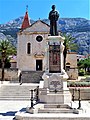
[44, 104, 71, 109]
[38, 104, 78, 114]
[15, 113, 90, 120]
[0, 84, 38, 100]
[38, 108, 75, 113]
[0, 96, 30, 101]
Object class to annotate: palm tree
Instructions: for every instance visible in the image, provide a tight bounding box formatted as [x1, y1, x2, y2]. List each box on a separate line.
[0, 40, 16, 82]
[63, 34, 78, 70]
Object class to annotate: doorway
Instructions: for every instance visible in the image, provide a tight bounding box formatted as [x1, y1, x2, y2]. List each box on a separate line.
[36, 60, 42, 71]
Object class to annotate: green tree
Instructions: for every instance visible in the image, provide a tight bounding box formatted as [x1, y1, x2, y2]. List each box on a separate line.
[77, 59, 84, 69]
[78, 58, 90, 74]
[63, 34, 78, 70]
[0, 40, 16, 82]
[87, 58, 90, 72]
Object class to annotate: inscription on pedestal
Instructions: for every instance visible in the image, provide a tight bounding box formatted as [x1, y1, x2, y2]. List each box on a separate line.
[50, 81, 60, 87]
[49, 80, 62, 92]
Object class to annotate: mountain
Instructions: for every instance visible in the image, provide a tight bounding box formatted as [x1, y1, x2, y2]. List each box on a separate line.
[0, 17, 90, 55]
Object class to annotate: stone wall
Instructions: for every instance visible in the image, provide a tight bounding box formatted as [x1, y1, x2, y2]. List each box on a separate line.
[67, 68, 78, 80]
[66, 52, 78, 80]
[69, 88, 90, 100]
[0, 68, 18, 81]
[66, 52, 77, 67]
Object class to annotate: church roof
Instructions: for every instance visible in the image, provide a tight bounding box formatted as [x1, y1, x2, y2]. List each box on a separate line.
[30, 20, 50, 28]
[21, 11, 30, 29]
[19, 20, 50, 33]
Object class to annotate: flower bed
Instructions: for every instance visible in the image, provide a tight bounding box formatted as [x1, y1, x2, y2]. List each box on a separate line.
[67, 81, 90, 87]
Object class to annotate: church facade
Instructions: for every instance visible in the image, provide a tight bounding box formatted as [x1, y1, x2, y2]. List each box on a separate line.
[17, 20, 49, 71]
[17, 10, 78, 80]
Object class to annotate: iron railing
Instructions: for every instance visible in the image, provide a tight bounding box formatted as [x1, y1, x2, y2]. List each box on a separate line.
[30, 87, 90, 109]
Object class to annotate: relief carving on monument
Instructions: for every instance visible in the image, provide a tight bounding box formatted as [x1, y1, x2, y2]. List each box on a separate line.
[49, 80, 63, 92]
[49, 45, 61, 72]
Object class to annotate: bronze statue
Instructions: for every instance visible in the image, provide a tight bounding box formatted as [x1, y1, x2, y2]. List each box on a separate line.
[49, 5, 59, 36]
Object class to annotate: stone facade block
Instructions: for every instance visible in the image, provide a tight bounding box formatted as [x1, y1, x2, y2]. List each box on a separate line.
[0, 69, 18, 81]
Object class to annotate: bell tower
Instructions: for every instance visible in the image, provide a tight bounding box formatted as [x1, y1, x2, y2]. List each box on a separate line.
[21, 5, 30, 29]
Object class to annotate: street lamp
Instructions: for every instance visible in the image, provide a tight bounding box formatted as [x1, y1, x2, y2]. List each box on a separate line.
[1, 48, 6, 83]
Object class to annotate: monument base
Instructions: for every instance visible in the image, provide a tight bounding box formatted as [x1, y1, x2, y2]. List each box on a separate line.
[39, 70, 72, 104]
[40, 91, 71, 104]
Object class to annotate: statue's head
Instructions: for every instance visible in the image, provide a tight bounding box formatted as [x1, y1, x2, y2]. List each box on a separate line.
[52, 5, 55, 10]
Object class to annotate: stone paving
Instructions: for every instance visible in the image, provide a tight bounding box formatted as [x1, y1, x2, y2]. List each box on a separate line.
[0, 100, 30, 120]
[0, 99, 90, 119]
[0, 82, 38, 120]
[0, 83, 90, 120]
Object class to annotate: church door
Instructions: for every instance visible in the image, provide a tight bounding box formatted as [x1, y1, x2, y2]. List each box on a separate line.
[49, 45, 61, 72]
[36, 60, 42, 71]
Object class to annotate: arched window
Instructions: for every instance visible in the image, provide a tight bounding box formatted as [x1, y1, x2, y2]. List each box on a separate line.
[27, 43, 31, 54]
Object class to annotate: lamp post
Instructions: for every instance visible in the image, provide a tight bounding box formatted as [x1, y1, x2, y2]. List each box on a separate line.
[1, 48, 6, 83]
[36, 86, 39, 103]
[30, 90, 34, 108]
[72, 89, 75, 102]
[77, 89, 82, 109]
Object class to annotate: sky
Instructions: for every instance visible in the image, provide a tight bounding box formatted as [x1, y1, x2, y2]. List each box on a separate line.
[0, 0, 90, 24]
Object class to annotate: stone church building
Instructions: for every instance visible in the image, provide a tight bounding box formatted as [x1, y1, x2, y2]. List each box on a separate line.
[17, 10, 78, 81]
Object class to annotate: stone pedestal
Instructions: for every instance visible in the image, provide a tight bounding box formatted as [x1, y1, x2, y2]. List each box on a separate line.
[39, 71, 71, 104]
[39, 35, 71, 104]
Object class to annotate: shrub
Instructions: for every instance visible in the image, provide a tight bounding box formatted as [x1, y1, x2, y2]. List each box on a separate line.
[85, 77, 90, 82]
[67, 82, 76, 87]
[78, 69, 85, 76]
[85, 71, 90, 75]
[67, 81, 90, 87]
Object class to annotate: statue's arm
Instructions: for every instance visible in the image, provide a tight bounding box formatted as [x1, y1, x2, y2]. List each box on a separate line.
[49, 11, 52, 20]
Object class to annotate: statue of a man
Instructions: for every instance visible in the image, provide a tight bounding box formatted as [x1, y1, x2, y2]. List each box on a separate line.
[49, 5, 59, 36]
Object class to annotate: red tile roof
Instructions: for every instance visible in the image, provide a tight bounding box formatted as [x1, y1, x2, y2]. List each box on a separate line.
[21, 11, 30, 29]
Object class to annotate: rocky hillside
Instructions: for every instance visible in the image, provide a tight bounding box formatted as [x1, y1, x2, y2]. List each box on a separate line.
[0, 17, 90, 55]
